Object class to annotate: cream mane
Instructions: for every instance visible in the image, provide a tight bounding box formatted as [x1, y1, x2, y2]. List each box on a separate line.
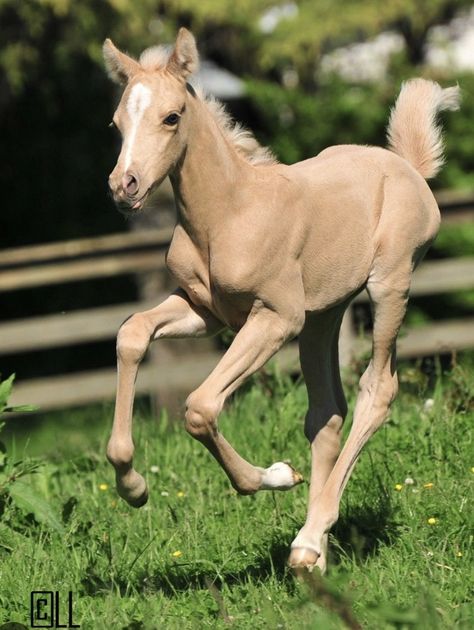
[139, 45, 277, 166]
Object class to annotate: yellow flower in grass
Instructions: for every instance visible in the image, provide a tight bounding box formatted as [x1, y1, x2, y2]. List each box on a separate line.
[427, 517, 437, 525]
[394, 484, 403, 491]
[423, 482, 434, 489]
[171, 550, 182, 558]
[471, 467, 474, 474]
[456, 551, 463, 557]
[177, 491, 186, 498]
[99, 483, 109, 491]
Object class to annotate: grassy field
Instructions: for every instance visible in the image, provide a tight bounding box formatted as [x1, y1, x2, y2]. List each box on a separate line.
[0, 360, 472, 629]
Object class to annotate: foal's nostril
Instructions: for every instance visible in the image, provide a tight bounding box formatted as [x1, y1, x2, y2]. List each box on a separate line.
[122, 172, 139, 196]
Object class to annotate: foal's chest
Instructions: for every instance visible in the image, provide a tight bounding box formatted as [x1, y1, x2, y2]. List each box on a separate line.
[165, 225, 254, 329]
[166, 226, 210, 303]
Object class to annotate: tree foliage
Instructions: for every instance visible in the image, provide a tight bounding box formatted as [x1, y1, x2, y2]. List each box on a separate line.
[1, 0, 472, 95]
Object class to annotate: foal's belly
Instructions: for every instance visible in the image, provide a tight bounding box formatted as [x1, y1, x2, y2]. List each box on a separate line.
[302, 246, 373, 312]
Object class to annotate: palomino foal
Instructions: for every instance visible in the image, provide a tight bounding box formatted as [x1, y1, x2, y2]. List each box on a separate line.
[103, 29, 459, 573]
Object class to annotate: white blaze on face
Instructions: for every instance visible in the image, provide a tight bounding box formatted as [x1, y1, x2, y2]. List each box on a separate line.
[124, 83, 152, 171]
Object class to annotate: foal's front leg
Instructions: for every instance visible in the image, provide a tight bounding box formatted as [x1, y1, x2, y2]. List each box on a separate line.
[107, 289, 222, 506]
[185, 305, 304, 494]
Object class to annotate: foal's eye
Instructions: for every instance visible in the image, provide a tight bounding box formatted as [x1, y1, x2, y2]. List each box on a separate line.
[163, 113, 180, 126]
[108, 121, 116, 128]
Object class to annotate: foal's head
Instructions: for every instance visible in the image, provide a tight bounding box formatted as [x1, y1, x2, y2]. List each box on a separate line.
[104, 28, 198, 212]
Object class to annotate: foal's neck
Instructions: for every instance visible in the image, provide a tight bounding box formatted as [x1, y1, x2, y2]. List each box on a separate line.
[169, 97, 250, 242]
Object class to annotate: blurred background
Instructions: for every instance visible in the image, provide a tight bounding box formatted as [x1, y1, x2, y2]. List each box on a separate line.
[0, 0, 473, 445]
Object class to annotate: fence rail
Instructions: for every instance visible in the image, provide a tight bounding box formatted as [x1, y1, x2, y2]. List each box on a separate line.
[8, 316, 474, 412]
[2, 190, 473, 412]
[1, 258, 474, 356]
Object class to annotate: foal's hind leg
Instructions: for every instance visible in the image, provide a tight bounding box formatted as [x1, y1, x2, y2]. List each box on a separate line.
[107, 289, 222, 507]
[289, 269, 410, 571]
[288, 306, 347, 574]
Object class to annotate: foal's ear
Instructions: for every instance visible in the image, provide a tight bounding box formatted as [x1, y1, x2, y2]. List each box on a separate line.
[103, 39, 140, 85]
[167, 28, 199, 79]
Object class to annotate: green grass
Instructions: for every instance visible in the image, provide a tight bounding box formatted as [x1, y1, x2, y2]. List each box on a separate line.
[0, 362, 473, 629]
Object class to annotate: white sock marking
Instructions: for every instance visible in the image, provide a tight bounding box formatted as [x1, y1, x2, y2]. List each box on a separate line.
[124, 83, 152, 171]
[260, 461, 300, 490]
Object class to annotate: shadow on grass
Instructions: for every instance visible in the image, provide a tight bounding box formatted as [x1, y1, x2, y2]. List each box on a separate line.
[80, 498, 399, 601]
[148, 539, 293, 596]
[80, 536, 293, 599]
[330, 493, 400, 565]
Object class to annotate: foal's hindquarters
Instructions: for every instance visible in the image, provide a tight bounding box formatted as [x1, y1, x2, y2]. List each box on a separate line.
[288, 163, 441, 573]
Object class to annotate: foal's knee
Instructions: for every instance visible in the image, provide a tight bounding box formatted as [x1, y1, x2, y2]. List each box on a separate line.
[116, 313, 150, 364]
[185, 392, 220, 440]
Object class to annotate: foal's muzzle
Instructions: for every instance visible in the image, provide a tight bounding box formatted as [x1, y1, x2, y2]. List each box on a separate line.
[122, 171, 139, 196]
[108, 170, 143, 210]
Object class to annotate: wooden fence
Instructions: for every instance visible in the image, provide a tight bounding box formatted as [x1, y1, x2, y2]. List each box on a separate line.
[1, 191, 474, 412]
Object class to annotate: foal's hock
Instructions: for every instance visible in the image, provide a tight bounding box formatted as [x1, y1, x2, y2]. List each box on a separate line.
[103, 28, 460, 574]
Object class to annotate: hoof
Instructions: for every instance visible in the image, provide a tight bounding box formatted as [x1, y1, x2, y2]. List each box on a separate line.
[260, 461, 304, 490]
[126, 487, 149, 508]
[288, 547, 320, 574]
[285, 460, 305, 485]
[116, 471, 148, 508]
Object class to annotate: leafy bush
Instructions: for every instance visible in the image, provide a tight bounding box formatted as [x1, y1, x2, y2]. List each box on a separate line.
[0, 375, 62, 535]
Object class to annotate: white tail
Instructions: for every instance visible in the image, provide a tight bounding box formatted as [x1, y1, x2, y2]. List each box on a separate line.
[386, 79, 460, 179]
